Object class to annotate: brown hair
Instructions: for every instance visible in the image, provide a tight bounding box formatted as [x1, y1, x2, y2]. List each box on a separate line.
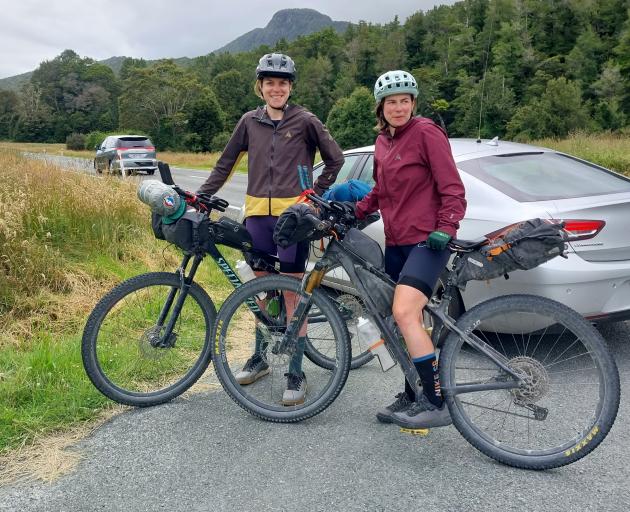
[374, 95, 417, 131]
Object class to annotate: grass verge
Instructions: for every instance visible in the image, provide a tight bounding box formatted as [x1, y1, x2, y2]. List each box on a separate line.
[0, 149, 235, 463]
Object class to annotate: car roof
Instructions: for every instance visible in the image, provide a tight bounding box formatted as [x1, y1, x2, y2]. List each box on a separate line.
[111, 135, 150, 139]
[344, 138, 552, 162]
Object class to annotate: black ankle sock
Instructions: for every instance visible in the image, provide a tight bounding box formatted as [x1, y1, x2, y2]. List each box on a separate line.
[412, 353, 443, 407]
[404, 379, 416, 402]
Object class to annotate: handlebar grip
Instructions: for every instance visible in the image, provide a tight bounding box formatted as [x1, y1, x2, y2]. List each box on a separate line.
[304, 213, 330, 233]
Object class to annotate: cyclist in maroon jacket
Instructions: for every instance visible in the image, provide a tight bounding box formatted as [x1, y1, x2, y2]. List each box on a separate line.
[355, 70, 467, 429]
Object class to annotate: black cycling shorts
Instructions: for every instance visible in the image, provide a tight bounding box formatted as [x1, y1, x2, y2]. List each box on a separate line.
[385, 243, 450, 299]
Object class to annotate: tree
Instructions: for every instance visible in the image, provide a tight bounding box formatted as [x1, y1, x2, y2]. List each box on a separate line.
[119, 60, 229, 151]
[292, 56, 335, 121]
[450, 70, 516, 138]
[0, 90, 19, 139]
[186, 89, 225, 152]
[326, 87, 375, 149]
[14, 84, 53, 142]
[507, 77, 592, 140]
[212, 69, 257, 127]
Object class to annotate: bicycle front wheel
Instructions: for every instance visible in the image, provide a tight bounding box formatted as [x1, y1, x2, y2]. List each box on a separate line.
[82, 272, 215, 407]
[212, 274, 351, 422]
[440, 294, 620, 470]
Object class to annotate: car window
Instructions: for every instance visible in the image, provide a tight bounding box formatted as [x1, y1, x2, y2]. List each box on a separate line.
[358, 155, 375, 186]
[117, 137, 153, 148]
[313, 154, 362, 184]
[457, 152, 630, 201]
[104, 137, 115, 149]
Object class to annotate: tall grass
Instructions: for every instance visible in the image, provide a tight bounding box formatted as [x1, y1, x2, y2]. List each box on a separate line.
[0, 150, 235, 454]
[532, 132, 630, 176]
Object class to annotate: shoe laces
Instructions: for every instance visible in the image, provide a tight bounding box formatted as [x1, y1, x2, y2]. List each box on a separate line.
[285, 372, 304, 391]
[243, 354, 262, 371]
[390, 392, 411, 411]
[405, 394, 437, 416]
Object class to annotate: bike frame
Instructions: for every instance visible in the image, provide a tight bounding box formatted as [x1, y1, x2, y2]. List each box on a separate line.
[280, 235, 525, 400]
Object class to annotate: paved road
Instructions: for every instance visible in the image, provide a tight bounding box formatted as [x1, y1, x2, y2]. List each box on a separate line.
[1, 322, 629, 512]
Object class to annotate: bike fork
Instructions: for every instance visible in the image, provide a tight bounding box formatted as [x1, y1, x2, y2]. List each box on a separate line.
[155, 254, 202, 347]
[272, 267, 324, 356]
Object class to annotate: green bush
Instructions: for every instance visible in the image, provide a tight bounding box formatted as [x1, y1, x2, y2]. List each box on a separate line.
[85, 131, 109, 150]
[211, 131, 232, 152]
[65, 132, 86, 150]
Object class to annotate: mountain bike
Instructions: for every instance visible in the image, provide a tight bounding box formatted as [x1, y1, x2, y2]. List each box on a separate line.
[81, 163, 370, 408]
[211, 191, 620, 470]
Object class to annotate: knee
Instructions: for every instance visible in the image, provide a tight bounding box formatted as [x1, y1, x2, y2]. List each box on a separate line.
[392, 300, 419, 328]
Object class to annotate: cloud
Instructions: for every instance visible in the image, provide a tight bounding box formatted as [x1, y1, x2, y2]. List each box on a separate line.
[0, 0, 455, 78]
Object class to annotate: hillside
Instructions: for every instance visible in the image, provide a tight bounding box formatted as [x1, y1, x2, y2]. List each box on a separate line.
[214, 8, 349, 53]
[0, 8, 347, 90]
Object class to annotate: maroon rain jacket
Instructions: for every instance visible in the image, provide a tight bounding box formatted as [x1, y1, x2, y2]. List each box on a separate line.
[355, 117, 466, 246]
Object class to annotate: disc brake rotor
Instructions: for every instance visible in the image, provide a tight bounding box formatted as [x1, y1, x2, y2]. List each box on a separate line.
[509, 356, 550, 403]
[337, 294, 365, 325]
[139, 326, 175, 360]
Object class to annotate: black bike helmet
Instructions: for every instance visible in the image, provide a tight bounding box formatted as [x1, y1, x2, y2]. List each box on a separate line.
[256, 53, 296, 81]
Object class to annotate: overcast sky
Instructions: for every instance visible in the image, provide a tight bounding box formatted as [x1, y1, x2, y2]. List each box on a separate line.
[0, 0, 456, 79]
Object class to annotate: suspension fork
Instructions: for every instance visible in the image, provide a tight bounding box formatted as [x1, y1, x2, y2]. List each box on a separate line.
[156, 253, 203, 344]
[272, 264, 327, 355]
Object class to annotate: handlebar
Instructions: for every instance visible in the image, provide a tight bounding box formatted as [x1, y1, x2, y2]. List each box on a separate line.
[156, 160, 229, 214]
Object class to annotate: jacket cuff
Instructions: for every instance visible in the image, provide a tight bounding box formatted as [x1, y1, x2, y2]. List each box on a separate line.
[437, 225, 457, 238]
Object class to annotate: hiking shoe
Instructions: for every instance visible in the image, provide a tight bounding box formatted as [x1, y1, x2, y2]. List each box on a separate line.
[376, 392, 412, 423]
[391, 394, 452, 429]
[235, 354, 270, 385]
[282, 372, 307, 406]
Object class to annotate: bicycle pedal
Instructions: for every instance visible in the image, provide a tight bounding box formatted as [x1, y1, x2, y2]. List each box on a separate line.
[399, 427, 430, 437]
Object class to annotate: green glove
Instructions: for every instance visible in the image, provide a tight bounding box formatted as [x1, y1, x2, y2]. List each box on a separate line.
[426, 230, 452, 251]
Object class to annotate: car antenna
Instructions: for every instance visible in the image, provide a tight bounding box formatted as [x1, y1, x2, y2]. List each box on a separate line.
[477, 11, 496, 144]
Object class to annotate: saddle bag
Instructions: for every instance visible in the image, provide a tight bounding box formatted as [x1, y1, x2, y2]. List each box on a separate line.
[454, 218, 568, 288]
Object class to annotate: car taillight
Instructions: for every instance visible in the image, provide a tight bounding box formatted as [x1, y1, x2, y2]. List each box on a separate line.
[558, 219, 606, 241]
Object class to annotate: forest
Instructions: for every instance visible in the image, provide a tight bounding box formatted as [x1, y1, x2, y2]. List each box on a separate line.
[0, 0, 628, 151]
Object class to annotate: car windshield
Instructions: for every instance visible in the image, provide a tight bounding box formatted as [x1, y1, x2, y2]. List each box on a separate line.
[117, 137, 152, 148]
[457, 152, 630, 202]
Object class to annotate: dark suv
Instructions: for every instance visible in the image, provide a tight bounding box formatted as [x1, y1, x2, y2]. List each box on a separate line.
[94, 135, 157, 177]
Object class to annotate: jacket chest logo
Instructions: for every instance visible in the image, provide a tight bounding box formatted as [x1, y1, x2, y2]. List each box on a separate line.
[394, 153, 402, 161]
[284, 130, 292, 139]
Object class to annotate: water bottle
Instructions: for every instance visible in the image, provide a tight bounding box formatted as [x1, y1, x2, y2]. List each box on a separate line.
[235, 260, 267, 300]
[137, 180, 185, 219]
[357, 316, 396, 371]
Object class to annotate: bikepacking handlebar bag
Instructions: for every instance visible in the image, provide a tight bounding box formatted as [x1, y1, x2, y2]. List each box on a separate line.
[454, 218, 568, 289]
[159, 210, 253, 253]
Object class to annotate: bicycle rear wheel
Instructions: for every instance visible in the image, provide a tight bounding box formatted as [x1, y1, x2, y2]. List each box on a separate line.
[306, 286, 373, 369]
[212, 274, 351, 422]
[82, 272, 215, 407]
[440, 294, 620, 470]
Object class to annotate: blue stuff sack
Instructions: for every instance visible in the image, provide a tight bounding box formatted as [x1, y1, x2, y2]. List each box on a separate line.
[322, 179, 372, 201]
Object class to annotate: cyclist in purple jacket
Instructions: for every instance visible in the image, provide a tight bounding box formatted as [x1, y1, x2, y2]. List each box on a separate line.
[198, 53, 344, 406]
[355, 70, 467, 429]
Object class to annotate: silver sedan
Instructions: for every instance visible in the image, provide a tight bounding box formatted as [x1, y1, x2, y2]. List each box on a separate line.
[314, 138, 630, 323]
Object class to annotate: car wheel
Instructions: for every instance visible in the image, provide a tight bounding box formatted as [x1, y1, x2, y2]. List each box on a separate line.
[94, 159, 102, 174]
[105, 161, 111, 175]
[122, 168, 132, 178]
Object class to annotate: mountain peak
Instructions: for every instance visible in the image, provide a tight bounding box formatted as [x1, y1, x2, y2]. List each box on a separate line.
[214, 8, 349, 54]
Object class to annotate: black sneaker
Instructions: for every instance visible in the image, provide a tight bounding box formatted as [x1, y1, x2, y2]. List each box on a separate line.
[375, 392, 412, 423]
[235, 354, 270, 385]
[391, 394, 452, 429]
[282, 372, 307, 406]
